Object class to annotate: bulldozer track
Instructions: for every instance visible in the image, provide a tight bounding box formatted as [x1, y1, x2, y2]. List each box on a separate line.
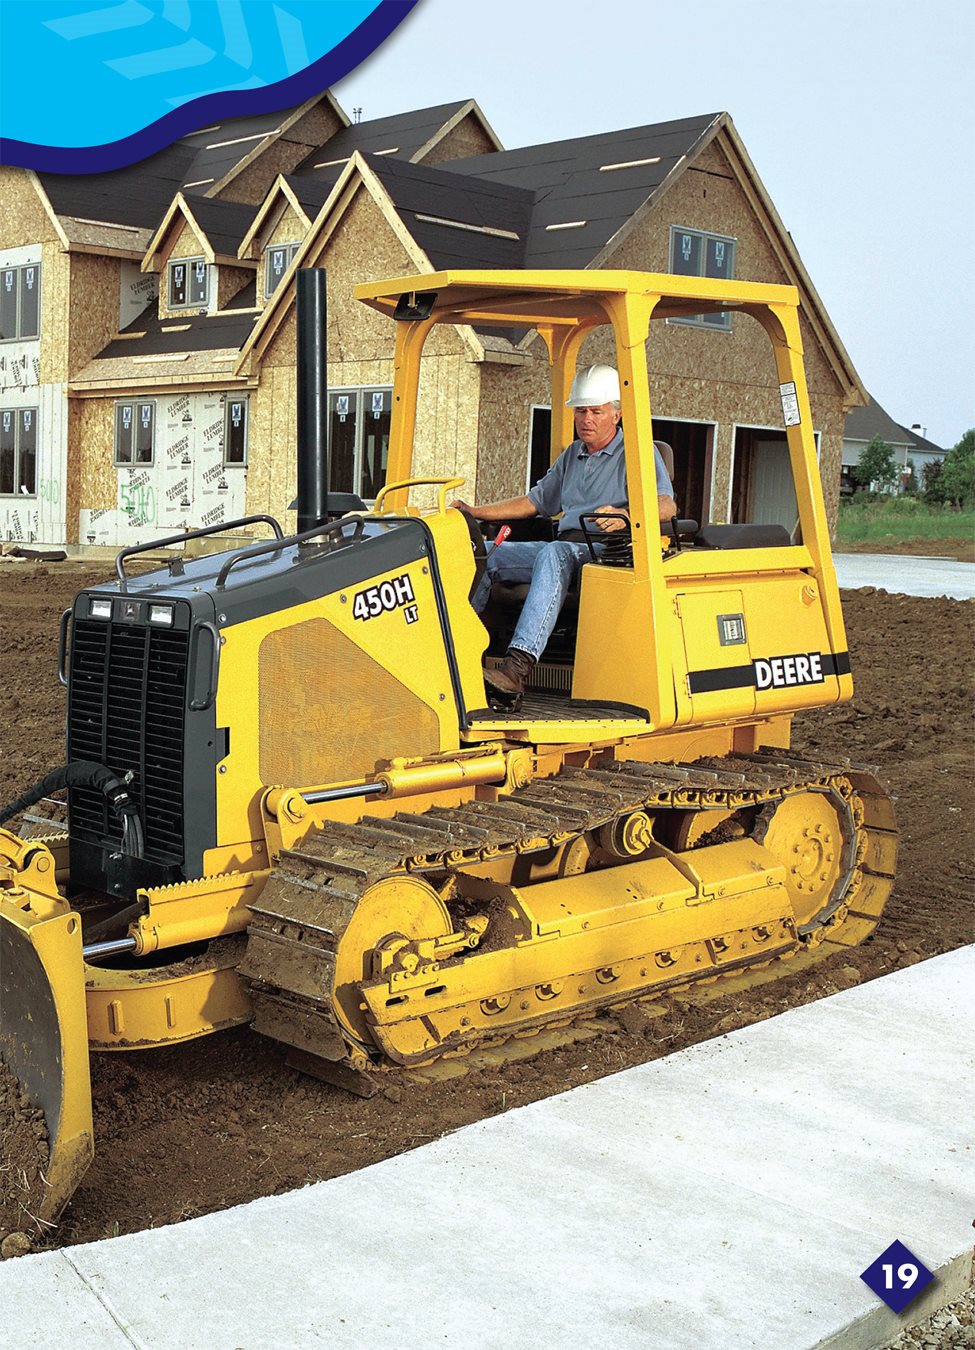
[240, 751, 896, 1084]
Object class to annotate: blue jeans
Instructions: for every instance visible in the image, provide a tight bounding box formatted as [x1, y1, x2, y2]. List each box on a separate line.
[472, 539, 593, 662]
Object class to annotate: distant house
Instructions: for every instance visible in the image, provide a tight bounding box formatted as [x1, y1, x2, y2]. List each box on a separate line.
[842, 395, 944, 493]
[1, 92, 864, 548]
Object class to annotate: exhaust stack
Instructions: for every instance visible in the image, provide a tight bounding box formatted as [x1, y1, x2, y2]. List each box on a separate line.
[295, 268, 329, 534]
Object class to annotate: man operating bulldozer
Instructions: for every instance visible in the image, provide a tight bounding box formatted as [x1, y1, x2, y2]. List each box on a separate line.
[452, 364, 678, 704]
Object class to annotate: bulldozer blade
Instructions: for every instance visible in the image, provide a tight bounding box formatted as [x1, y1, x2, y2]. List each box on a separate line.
[0, 894, 93, 1224]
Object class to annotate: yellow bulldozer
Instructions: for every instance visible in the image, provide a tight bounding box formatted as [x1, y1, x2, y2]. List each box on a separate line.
[0, 268, 896, 1225]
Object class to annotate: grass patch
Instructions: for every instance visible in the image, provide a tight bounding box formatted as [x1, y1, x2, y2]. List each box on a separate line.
[837, 499, 975, 547]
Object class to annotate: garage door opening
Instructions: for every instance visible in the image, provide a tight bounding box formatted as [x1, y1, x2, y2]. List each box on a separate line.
[731, 427, 800, 537]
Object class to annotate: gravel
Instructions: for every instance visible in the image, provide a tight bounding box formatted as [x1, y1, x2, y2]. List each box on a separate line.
[879, 1285, 975, 1349]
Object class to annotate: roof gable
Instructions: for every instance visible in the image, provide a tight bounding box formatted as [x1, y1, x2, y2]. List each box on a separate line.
[142, 193, 257, 273]
[293, 98, 501, 174]
[238, 152, 486, 373]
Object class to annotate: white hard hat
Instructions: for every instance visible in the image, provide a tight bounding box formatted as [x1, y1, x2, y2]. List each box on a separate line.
[565, 364, 620, 406]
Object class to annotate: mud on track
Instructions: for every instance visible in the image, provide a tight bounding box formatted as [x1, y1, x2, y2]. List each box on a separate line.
[1, 562, 972, 1251]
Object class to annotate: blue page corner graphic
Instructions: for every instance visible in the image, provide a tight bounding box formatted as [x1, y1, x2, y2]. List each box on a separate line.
[0, 1, 418, 172]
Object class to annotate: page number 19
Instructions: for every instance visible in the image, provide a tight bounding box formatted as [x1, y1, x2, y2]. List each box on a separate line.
[882, 1263, 919, 1290]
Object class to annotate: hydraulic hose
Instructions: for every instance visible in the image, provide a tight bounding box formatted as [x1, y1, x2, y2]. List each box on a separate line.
[0, 760, 146, 858]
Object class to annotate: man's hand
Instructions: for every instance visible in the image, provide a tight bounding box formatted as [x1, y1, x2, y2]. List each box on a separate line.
[449, 498, 475, 515]
[595, 504, 629, 533]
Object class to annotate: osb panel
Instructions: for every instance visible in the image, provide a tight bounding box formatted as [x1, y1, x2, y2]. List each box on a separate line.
[411, 355, 481, 506]
[267, 206, 307, 251]
[72, 350, 241, 385]
[157, 221, 208, 319]
[243, 367, 273, 517]
[257, 207, 308, 302]
[72, 395, 116, 514]
[67, 253, 122, 376]
[688, 136, 732, 177]
[0, 170, 60, 248]
[258, 188, 466, 375]
[60, 219, 152, 253]
[267, 364, 297, 520]
[422, 115, 498, 165]
[819, 430, 843, 529]
[41, 245, 70, 384]
[216, 100, 344, 204]
[168, 220, 207, 262]
[475, 357, 551, 503]
[217, 265, 256, 309]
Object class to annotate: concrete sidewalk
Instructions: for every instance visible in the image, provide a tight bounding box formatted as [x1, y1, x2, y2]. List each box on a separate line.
[3, 946, 972, 1349]
[834, 551, 975, 599]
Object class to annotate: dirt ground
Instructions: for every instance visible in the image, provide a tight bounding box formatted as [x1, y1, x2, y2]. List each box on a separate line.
[0, 559, 972, 1253]
[834, 537, 975, 563]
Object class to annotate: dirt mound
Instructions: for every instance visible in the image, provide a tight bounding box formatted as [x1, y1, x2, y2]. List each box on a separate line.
[0, 1059, 50, 1251]
[0, 566, 972, 1252]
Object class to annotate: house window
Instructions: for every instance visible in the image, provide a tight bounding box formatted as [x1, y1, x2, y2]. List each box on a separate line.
[0, 406, 38, 496]
[224, 396, 248, 465]
[264, 243, 300, 298]
[0, 263, 41, 341]
[168, 257, 209, 309]
[668, 227, 736, 331]
[114, 400, 155, 466]
[328, 387, 392, 500]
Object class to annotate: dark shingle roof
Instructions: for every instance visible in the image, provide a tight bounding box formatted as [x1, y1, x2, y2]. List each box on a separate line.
[441, 113, 720, 268]
[896, 424, 944, 456]
[844, 395, 915, 447]
[102, 304, 259, 358]
[183, 194, 260, 257]
[287, 115, 719, 276]
[38, 102, 316, 232]
[370, 158, 534, 269]
[293, 101, 473, 172]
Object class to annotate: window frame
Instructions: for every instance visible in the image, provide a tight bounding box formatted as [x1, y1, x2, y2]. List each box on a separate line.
[113, 398, 157, 468]
[167, 256, 210, 311]
[263, 242, 301, 300]
[223, 395, 248, 467]
[0, 262, 42, 342]
[327, 385, 393, 501]
[667, 226, 737, 332]
[0, 404, 39, 497]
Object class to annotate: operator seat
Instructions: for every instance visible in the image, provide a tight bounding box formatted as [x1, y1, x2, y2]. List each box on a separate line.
[481, 441, 675, 670]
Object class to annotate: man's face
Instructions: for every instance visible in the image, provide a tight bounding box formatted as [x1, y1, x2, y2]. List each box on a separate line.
[574, 402, 620, 452]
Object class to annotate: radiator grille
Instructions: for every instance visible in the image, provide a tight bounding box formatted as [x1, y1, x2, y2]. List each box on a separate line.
[258, 616, 440, 786]
[67, 617, 188, 863]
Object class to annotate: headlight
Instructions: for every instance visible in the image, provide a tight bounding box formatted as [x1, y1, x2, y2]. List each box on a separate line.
[148, 604, 174, 627]
[88, 597, 112, 620]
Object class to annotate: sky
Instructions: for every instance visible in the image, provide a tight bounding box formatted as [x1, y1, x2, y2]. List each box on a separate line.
[336, 0, 975, 450]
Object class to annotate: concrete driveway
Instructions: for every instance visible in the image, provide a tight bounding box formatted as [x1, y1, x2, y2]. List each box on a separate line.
[833, 551, 975, 600]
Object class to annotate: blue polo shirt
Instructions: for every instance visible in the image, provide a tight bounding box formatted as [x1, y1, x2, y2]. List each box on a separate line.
[527, 430, 674, 534]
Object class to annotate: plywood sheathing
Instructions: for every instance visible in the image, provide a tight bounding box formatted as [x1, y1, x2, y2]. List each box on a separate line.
[476, 356, 550, 503]
[252, 204, 312, 304]
[153, 219, 211, 319]
[72, 395, 117, 517]
[241, 157, 483, 384]
[70, 350, 244, 390]
[212, 98, 346, 205]
[0, 170, 63, 250]
[58, 218, 152, 256]
[217, 265, 256, 310]
[417, 104, 503, 166]
[249, 183, 476, 523]
[67, 253, 122, 377]
[40, 244, 70, 384]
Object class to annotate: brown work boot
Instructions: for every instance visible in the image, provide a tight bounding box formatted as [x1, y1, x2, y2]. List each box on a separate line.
[484, 648, 536, 709]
